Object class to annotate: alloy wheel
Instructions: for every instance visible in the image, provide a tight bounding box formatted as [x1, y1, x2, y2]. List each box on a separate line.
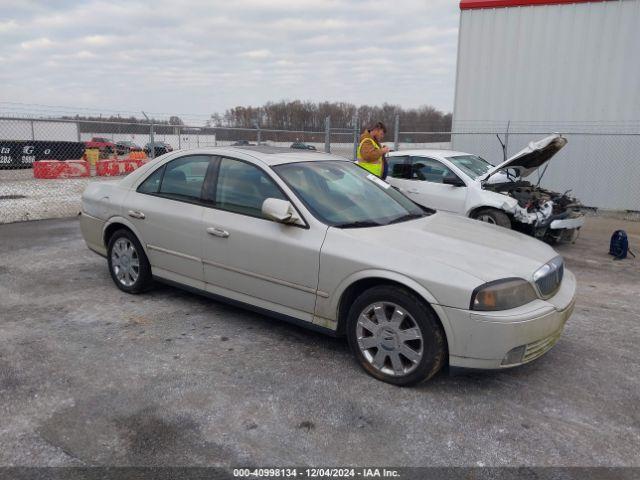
[355, 302, 424, 376]
[111, 238, 140, 287]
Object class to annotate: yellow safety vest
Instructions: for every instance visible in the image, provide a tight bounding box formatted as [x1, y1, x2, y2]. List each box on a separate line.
[357, 137, 383, 178]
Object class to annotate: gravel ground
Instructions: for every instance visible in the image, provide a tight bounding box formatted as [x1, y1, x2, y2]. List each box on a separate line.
[0, 169, 119, 223]
[0, 216, 638, 467]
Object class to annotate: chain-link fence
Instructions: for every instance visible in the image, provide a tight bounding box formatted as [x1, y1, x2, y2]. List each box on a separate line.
[0, 115, 362, 223]
[1, 113, 639, 223]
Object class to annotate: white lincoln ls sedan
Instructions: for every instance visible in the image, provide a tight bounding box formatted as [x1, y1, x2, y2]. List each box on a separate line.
[80, 146, 576, 385]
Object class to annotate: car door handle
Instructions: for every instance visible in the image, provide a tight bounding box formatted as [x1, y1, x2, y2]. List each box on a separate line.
[206, 227, 230, 238]
[128, 210, 145, 219]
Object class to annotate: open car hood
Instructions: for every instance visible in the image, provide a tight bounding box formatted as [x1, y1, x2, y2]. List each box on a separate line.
[480, 134, 567, 182]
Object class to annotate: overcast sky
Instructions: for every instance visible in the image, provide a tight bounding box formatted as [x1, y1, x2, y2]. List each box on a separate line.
[0, 0, 460, 120]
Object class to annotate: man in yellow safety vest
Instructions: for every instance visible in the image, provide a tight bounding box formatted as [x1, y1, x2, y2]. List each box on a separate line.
[356, 122, 390, 179]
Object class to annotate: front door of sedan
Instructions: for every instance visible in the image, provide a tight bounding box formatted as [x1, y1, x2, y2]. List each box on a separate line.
[389, 156, 467, 213]
[125, 154, 213, 283]
[201, 157, 326, 321]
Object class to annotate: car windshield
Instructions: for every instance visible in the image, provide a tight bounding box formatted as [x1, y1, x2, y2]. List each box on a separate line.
[447, 154, 493, 180]
[274, 160, 429, 228]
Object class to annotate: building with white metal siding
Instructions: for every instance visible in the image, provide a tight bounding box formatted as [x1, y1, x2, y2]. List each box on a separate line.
[451, 0, 640, 211]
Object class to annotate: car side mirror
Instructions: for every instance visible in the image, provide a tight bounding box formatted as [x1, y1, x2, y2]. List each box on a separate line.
[262, 198, 304, 226]
[443, 175, 465, 187]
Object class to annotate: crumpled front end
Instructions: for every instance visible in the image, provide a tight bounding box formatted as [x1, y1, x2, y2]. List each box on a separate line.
[486, 181, 584, 242]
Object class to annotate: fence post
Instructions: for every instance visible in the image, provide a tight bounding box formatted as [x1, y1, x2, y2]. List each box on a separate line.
[149, 123, 155, 159]
[324, 116, 330, 153]
[256, 124, 262, 145]
[30, 120, 35, 141]
[352, 115, 359, 161]
[76, 121, 81, 142]
[394, 113, 400, 151]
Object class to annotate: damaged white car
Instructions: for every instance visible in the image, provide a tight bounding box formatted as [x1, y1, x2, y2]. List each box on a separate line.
[386, 134, 584, 242]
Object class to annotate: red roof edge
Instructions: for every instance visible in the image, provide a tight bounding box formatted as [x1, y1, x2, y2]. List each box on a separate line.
[461, 0, 610, 10]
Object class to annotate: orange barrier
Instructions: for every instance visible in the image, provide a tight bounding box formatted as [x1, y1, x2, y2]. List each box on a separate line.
[128, 151, 147, 160]
[96, 158, 147, 177]
[33, 159, 90, 179]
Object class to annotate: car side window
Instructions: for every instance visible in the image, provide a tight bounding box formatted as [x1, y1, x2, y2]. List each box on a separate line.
[215, 158, 286, 218]
[137, 165, 165, 194]
[386, 156, 411, 179]
[409, 156, 460, 184]
[157, 155, 211, 200]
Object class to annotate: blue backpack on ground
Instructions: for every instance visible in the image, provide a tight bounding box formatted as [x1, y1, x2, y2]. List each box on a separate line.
[609, 230, 635, 260]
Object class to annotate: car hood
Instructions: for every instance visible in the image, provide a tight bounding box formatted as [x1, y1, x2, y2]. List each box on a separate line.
[480, 134, 567, 182]
[341, 212, 559, 283]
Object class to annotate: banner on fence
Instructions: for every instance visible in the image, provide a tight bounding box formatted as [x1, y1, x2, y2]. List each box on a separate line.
[0, 141, 86, 168]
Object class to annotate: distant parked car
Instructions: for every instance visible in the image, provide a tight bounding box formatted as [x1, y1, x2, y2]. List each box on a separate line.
[116, 141, 142, 156]
[144, 141, 173, 157]
[290, 142, 316, 150]
[231, 140, 254, 146]
[85, 137, 115, 157]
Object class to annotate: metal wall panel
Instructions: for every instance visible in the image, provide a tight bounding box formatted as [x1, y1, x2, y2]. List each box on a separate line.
[452, 0, 640, 210]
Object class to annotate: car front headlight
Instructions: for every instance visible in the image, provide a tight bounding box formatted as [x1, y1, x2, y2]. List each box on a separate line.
[471, 278, 538, 311]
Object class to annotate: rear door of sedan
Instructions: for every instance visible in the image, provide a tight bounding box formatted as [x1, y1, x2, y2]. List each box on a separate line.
[124, 154, 214, 283]
[200, 155, 326, 321]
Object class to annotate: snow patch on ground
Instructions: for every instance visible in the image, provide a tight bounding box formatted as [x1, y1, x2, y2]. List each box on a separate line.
[0, 169, 119, 223]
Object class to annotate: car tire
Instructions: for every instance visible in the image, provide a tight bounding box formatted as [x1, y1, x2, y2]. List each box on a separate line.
[472, 208, 512, 229]
[346, 285, 446, 386]
[107, 229, 153, 294]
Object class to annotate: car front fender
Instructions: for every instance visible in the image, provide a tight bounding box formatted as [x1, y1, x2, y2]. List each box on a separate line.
[315, 268, 456, 348]
[465, 188, 519, 217]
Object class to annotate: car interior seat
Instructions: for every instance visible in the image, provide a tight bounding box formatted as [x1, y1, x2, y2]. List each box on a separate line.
[162, 169, 191, 196]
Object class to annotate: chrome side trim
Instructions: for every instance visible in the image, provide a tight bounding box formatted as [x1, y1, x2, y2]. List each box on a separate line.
[81, 211, 103, 222]
[146, 244, 201, 263]
[203, 258, 328, 298]
[146, 244, 329, 298]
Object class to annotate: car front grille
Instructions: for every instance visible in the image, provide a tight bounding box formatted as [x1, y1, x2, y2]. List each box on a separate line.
[534, 256, 564, 298]
[523, 326, 564, 363]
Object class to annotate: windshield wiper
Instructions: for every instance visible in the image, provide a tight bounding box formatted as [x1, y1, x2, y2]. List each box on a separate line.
[333, 220, 382, 229]
[387, 213, 425, 225]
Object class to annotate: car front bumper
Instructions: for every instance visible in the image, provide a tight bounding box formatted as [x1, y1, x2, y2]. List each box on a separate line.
[443, 269, 577, 369]
[549, 216, 584, 230]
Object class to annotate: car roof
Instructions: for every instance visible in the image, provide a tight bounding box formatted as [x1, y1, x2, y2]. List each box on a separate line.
[173, 145, 348, 166]
[118, 146, 351, 189]
[390, 149, 472, 159]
